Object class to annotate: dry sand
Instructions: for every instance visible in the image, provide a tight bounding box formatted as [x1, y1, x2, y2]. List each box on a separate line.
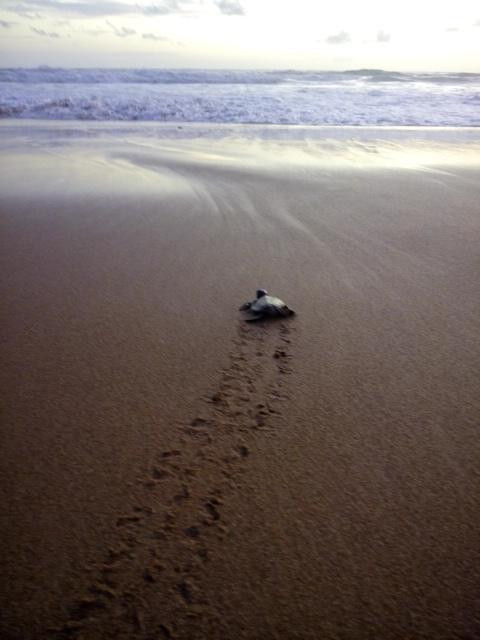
[1, 124, 480, 639]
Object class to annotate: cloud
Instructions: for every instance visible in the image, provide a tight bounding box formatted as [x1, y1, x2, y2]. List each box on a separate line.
[326, 31, 350, 45]
[214, 0, 244, 16]
[446, 26, 458, 32]
[475, 19, 480, 26]
[5, 0, 187, 17]
[376, 29, 390, 42]
[144, 1, 180, 15]
[31, 26, 60, 37]
[106, 20, 135, 36]
[0, 19, 16, 27]
[7, 5, 43, 19]
[9, 1, 132, 16]
[142, 32, 167, 40]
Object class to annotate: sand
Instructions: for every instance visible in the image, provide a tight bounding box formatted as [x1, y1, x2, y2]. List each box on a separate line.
[1, 123, 480, 639]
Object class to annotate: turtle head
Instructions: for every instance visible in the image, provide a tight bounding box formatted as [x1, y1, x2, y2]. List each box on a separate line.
[256, 289, 268, 299]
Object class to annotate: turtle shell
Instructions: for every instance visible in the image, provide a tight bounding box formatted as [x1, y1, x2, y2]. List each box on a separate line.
[251, 295, 287, 313]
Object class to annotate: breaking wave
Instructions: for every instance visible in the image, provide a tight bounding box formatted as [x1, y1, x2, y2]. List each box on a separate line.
[0, 67, 479, 125]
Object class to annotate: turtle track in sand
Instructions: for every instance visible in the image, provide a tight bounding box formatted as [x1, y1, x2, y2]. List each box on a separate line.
[51, 320, 295, 640]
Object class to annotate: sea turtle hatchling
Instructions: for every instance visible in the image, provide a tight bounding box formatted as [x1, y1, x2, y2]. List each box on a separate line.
[239, 289, 295, 322]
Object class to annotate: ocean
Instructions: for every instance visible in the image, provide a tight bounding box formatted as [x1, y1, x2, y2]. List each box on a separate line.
[0, 67, 479, 126]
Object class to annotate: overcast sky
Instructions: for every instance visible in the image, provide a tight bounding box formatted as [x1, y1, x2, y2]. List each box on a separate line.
[0, 0, 479, 70]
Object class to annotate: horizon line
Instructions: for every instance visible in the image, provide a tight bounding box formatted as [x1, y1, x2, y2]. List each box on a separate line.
[1, 65, 479, 74]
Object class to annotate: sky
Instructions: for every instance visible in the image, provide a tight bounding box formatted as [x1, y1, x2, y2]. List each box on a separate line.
[0, 0, 479, 70]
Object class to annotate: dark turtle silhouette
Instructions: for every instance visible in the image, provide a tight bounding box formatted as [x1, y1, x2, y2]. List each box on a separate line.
[239, 289, 295, 322]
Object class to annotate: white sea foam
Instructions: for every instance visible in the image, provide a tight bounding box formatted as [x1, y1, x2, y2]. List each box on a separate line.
[0, 68, 479, 126]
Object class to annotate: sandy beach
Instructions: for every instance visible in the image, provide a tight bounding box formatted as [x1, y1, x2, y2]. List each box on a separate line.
[1, 123, 480, 639]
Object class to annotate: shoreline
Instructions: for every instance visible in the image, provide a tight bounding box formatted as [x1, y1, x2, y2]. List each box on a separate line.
[2, 118, 480, 138]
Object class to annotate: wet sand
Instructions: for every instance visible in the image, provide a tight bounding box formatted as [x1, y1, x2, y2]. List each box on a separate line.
[1, 125, 480, 639]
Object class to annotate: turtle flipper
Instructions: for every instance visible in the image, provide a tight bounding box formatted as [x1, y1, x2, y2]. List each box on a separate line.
[245, 314, 264, 322]
[239, 301, 252, 311]
[279, 306, 295, 318]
